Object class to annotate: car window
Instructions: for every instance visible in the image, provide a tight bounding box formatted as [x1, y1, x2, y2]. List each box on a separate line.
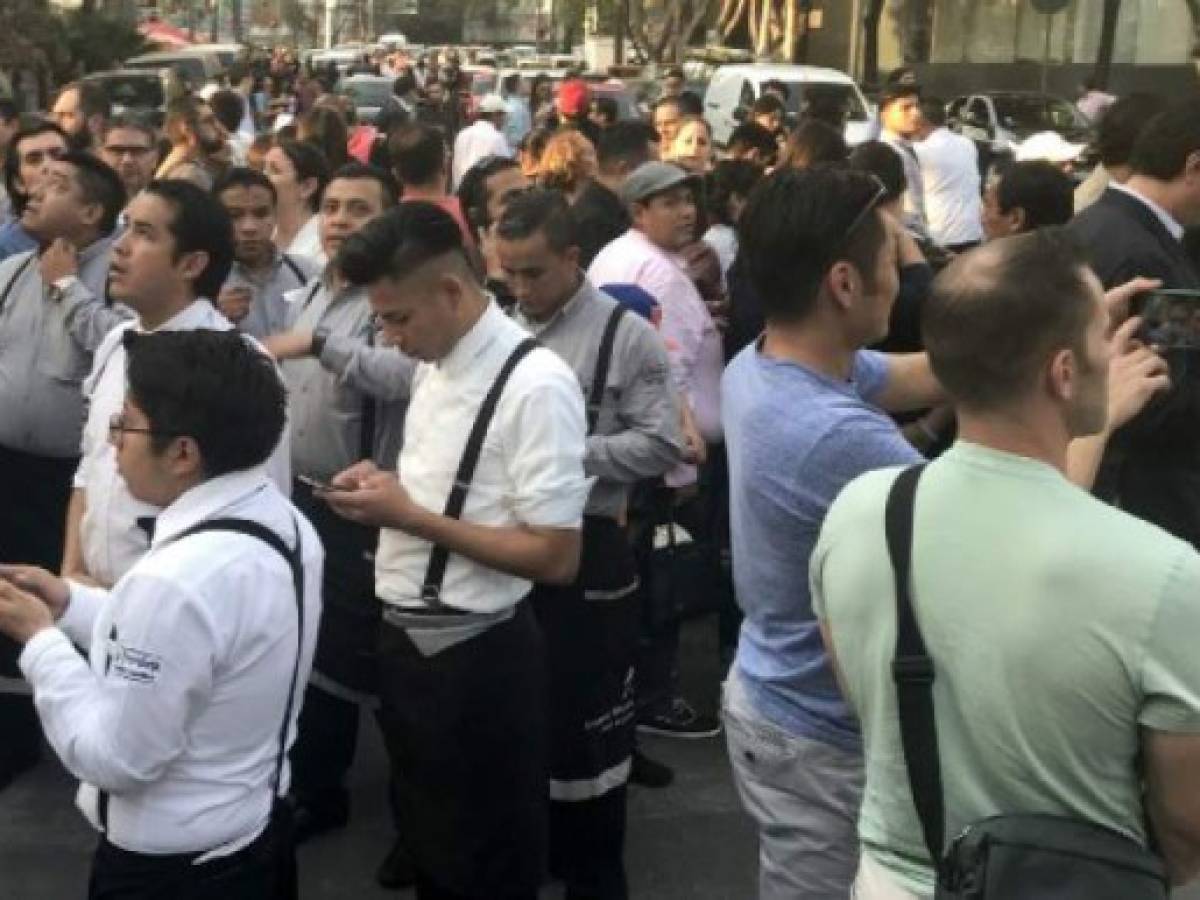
[89, 75, 164, 110]
[738, 79, 755, 108]
[767, 81, 869, 122]
[992, 95, 1088, 133]
[966, 98, 990, 126]
[339, 79, 391, 106]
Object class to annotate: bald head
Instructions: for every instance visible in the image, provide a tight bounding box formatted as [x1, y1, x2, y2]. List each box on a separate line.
[923, 229, 1100, 411]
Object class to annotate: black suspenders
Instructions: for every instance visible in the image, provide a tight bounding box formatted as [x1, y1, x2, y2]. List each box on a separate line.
[587, 304, 626, 436]
[418, 338, 539, 611]
[0, 254, 35, 317]
[97, 517, 305, 833]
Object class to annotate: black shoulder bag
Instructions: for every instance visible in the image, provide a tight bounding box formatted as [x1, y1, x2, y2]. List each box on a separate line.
[885, 464, 1169, 900]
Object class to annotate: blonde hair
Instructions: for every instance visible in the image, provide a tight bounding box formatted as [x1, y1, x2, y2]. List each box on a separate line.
[537, 128, 598, 194]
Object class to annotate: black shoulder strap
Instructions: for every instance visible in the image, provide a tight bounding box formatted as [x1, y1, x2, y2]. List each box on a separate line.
[587, 303, 627, 435]
[0, 254, 35, 317]
[174, 516, 304, 798]
[300, 279, 322, 311]
[280, 253, 307, 285]
[885, 464, 945, 863]
[420, 337, 539, 609]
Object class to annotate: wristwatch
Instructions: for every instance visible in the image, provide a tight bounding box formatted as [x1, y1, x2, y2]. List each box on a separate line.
[310, 326, 330, 358]
[49, 275, 79, 303]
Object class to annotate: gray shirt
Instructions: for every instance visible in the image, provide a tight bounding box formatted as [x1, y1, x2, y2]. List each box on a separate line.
[282, 275, 415, 478]
[512, 277, 683, 519]
[0, 234, 130, 457]
[224, 251, 319, 339]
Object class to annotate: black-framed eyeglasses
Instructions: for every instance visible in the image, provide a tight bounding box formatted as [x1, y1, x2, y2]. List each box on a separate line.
[108, 413, 179, 441]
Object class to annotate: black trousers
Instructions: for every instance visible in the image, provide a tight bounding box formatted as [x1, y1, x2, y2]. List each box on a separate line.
[87, 807, 296, 900]
[533, 517, 640, 900]
[0, 444, 77, 784]
[289, 482, 380, 813]
[376, 600, 547, 899]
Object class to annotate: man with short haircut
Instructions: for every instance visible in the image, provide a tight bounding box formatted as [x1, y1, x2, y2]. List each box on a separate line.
[722, 167, 944, 897]
[377, 72, 418, 136]
[982, 160, 1074, 240]
[1069, 98, 1200, 548]
[51, 81, 111, 153]
[457, 155, 530, 305]
[209, 89, 250, 164]
[0, 151, 128, 793]
[389, 123, 472, 243]
[660, 66, 685, 101]
[451, 94, 510, 190]
[214, 167, 318, 339]
[0, 328, 322, 898]
[914, 97, 981, 251]
[501, 189, 682, 900]
[811, 231, 1185, 899]
[99, 114, 160, 199]
[157, 96, 228, 191]
[328, 201, 590, 900]
[61, 180, 292, 590]
[878, 81, 928, 238]
[596, 121, 659, 196]
[262, 164, 414, 886]
[1075, 93, 1169, 212]
[651, 96, 684, 150]
[726, 122, 778, 169]
[0, 122, 69, 262]
[749, 93, 785, 140]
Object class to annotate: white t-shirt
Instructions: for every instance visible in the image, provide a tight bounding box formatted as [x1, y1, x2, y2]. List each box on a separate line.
[915, 127, 983, 247]
[451, 119, 510, 190]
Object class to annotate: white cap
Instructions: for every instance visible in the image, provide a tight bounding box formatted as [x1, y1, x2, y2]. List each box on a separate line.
[478, 93, 507, 114]
[1015, 131, 1087, 164]
[197, 83, 220, 101]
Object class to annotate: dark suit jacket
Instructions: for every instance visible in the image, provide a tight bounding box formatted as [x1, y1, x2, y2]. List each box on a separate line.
[1070, 187, 1200, 548]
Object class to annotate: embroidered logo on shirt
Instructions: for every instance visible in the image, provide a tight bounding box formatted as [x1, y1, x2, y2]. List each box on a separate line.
[108, 642, 163, 685]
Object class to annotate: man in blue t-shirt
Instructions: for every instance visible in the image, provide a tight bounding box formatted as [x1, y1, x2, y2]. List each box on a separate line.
[721, 167, 945, 897]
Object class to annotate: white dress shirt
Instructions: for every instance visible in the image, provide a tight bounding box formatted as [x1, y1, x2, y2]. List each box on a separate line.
[375, 300, 589, 615]
[20, 468, 323, 857]
[915, 127, 983, 247]
[451, 119, 511, 190]
[882, 130, 929, 238]
[74, 300, 293, 587]
[286, 215, 326, 267]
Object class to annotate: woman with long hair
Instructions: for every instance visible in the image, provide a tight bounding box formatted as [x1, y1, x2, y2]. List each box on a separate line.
[264, 139, 330, 262]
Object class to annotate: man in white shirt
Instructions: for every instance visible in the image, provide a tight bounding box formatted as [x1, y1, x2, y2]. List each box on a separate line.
[914, 98, 982, 251]
[61, 179, 292, 588]
[878, 82, 929, 240]
[451, 94, 510, 190]
[0, 328, 322, 899]
[324, 201, 590, 900]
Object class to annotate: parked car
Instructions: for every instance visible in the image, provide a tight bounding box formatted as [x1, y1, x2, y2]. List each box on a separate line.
[337, 73, 393, 125]
[947, 91, 1094, 174]
[124, 50, 222, 90]
[704, 64, 874, 148]
[460, 64, 498, 119]
[82, 68, 182, 129]
[188, 42, 245, 70]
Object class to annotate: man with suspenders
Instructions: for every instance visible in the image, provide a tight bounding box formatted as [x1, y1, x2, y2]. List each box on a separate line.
[0, 152, 128, 793]
[0, 329, 322, 899]
[324, 201, 590, 900]
[498, 189, 684, 900]
[214, 167, 320, 340]
[261, 163, 416, 882]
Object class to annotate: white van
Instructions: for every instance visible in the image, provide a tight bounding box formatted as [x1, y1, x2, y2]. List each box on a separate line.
[704, 64, 874, 148]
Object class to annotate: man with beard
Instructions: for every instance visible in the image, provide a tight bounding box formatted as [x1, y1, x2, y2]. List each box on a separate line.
[50, 81, 111, 153]
[98, 114, 160, 201]
[0, 151, 127, 793]
[156, 96, 229, 191]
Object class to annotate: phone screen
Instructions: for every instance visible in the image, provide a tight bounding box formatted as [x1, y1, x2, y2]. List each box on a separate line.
[1138, 291, 1200, 350]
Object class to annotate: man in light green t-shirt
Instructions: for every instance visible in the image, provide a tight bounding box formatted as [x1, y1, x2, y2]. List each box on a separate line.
[813, 229, 1200, 898]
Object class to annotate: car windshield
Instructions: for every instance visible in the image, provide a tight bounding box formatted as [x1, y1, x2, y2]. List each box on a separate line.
[993, 95, 1087, 134]
[775, 81, 868, 122]
[340, 79, 391, 106]
[90, 75, 164, 109]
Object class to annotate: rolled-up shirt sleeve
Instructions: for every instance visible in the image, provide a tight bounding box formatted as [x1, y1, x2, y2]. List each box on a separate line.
[503, 362, 591, 528]
[19, 573, 217, 795]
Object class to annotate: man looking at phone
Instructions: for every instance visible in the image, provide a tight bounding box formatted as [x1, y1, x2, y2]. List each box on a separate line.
[0, 151, 127, 793]
[261, 163, 416, 886]
[1069, 98, 1200, 547]
[215, 167, 318, 339]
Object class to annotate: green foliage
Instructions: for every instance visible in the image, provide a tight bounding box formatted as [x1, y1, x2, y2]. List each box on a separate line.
[59, 9, 148, 80]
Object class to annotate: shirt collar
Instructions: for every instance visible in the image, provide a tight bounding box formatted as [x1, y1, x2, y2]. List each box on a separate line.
[78, 232, 116, 268]
[511, 273, 591, 334]
[141, 298, 223, 334]
[439, 299, 503, 378]
[152, 467, 272, 548]
[233, 247, 283, 280]
[1111, 183, 1185, 242]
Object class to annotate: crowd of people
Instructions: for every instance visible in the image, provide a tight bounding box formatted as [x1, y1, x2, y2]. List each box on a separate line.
[1, 48, 1200, 900]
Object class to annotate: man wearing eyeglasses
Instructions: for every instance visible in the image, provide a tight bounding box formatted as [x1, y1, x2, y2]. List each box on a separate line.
[721, 168, 942, 898]
[0, 121, 70, 263]
[0, 151, 128, 795]
[99, 115, 161, 202]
